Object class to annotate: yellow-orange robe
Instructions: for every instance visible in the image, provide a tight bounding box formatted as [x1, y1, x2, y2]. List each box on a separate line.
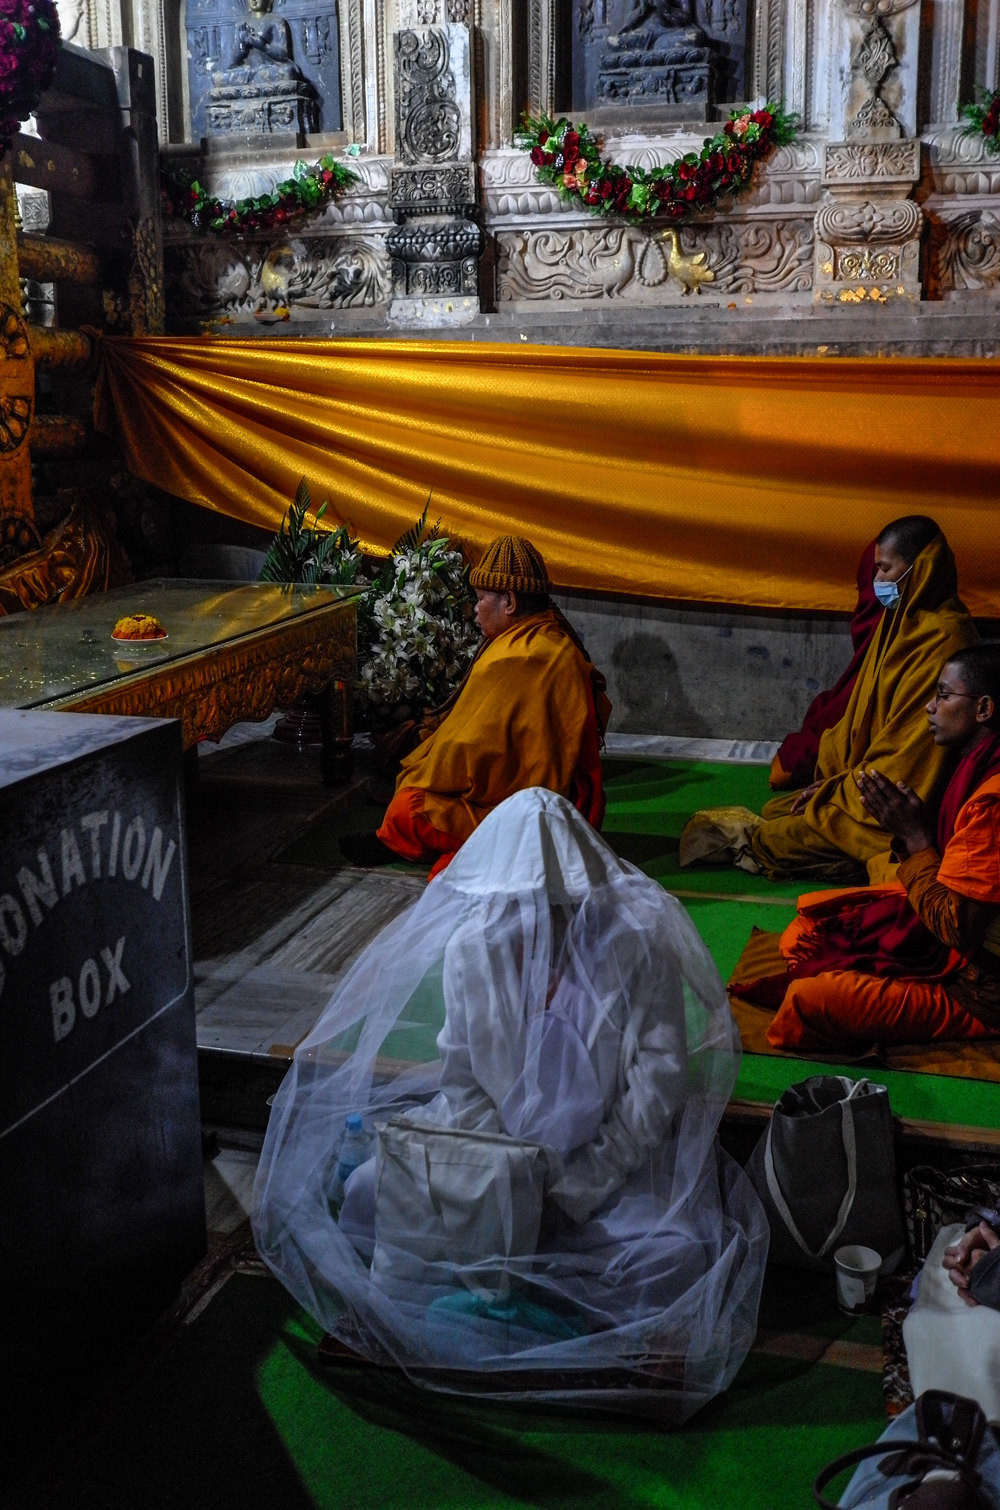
[377, 609, 610, 876]
[767, 771, 1000, 1050]
[749, 533, 978, 880]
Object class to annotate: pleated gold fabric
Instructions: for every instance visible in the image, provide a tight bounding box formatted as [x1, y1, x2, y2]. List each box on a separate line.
[93, 337, 1000, 615]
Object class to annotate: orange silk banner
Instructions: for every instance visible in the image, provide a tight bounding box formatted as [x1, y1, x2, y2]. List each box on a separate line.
[94, 337, 1000, 616]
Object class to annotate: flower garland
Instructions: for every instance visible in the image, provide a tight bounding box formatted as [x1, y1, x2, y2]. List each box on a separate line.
[161, 150, 359, 237]
[516, 103, 796, 223]
[0, 0, 60, 158]
[960, 86, 1000, 156]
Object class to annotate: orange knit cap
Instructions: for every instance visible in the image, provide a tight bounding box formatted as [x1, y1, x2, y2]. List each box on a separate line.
[468, 535, 551, 595]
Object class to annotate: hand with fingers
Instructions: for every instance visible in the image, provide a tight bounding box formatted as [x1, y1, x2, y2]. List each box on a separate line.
[854, 766, 935, 856]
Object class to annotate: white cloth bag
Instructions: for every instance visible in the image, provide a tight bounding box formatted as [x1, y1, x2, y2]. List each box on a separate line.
[371, 1114, 549, 1299]
[903, 1223, 1000, 1423]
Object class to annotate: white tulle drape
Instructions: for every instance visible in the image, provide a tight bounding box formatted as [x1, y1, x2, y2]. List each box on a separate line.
[252, 788, 767, 1419]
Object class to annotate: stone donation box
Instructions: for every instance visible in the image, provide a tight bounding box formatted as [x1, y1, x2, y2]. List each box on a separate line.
[0, 711, 205, 1422]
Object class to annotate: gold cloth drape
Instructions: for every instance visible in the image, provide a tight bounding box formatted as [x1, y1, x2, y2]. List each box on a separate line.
[94, 338, 1000, 616]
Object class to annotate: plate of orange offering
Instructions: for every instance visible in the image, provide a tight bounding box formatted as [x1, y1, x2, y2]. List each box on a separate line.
[111, 612, 168, 642]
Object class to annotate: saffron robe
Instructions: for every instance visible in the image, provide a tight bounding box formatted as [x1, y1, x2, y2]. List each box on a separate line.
[749, 533, 978, 880]
[377, 608, 611, 876]
[732, 741, 1000, 1051]
[769, 541, 880, 791]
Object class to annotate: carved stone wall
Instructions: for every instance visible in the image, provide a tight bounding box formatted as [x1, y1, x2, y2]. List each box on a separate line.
[158, 0, 1000, 338]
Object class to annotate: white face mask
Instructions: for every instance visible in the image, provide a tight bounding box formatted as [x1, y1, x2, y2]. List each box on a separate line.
[873, 561, 913, 610]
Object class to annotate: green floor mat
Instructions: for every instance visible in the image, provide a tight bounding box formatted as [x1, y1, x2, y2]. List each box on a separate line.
[271, 752, 1000, 1133]
[603, 755, 804, 900]
[20, 1267, 887, 1510]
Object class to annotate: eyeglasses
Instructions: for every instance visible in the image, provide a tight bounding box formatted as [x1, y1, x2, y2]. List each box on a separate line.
[931, 686, 980, 702]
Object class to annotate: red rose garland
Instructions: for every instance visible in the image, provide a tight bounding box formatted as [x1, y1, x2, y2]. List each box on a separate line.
[0, 0, 60, 157]
[516, 104, 796, 223]
[161, 153, 359, 237]
[960, 86, 1000, 155]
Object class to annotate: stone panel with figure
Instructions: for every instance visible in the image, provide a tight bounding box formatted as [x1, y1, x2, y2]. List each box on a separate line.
[186, 0, 342, 141]
[567, 0, 748, 114]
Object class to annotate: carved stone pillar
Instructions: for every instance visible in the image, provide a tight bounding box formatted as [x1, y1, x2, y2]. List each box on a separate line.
[386, 24, 483, 325]
[814, 0, 923, 306]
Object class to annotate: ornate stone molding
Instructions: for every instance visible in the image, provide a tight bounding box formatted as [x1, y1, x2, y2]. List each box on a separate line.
[814, 197, 921, 299]
[526, 0, 556, 117]
[931, 208, 1000, 294]
[921, 128, 1000, 196]
[163, 234, 391, 319]
[341, 0, 367, 142]
[496, 217, 814, 303]
[750, 0, 785, 107]
[394, 25, 473, 160]
[823, 137, 920, 185]
[837, 0, 920, 15]
[815, 133, 922, 301]
[387, 24, 482, 322]
[480, 139, 824, 220]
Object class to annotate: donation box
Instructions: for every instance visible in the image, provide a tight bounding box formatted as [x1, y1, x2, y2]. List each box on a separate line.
[0, 711, 205, 1417]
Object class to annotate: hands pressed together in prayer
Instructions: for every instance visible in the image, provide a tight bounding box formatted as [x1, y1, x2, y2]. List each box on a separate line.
[942, 1220, 1000, 1306]
[854, 766, 936, 857]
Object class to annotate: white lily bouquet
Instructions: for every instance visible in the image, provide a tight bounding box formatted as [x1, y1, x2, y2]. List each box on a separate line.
[260, 481, 478, 729]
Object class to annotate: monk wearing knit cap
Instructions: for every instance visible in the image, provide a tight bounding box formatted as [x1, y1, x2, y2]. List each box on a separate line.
[342, 536, 611, 877]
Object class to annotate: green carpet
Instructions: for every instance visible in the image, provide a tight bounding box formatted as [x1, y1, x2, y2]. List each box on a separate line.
[273, 754, 1000, 1134]
[21, 1265, 888, 1510]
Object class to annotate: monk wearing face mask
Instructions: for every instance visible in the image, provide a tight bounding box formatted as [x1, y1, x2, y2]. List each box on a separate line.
[681, 515, 979, 885]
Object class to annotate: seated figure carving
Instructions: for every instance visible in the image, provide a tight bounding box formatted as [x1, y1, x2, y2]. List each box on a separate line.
[607, 0, 707, 49]
[222, 0, 299, 81]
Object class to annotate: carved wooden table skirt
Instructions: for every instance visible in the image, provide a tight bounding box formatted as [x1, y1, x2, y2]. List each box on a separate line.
[0, 579, 361, 773]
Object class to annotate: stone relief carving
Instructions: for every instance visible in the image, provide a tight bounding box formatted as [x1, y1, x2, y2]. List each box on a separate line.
[814, 196, 920, 284]
[815, 198, 922, 242]
[932, 209, 1000, 293]
[163, 235, 391, 317]
[837, 0, 920, 14]
[595, 0, 720, 109]
[922, 128, 1000, 197]
[845, 13, 900, 139]
[496, 218, 813, 302]
[388, 24, 482, 315]
[187, 0, 341, 140]
[749, 0, 785, 105]
[394, 26, 470, 162]
[824, 139, 920, 182]
[204, 0, 319, 137]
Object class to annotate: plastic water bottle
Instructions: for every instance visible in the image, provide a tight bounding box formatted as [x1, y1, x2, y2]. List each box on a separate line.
[330, 1113, 373, 1211]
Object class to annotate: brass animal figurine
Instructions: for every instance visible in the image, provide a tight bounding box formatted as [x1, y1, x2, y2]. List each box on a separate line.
[662, 228, 715, 295]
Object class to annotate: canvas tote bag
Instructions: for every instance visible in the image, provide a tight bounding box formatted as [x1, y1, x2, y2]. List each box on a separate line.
[747, 1075, 906, 1272]
[371, 1114, 549, 1298]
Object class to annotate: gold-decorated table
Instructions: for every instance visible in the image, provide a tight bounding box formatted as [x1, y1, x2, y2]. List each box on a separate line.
[0, 579, 362, 774]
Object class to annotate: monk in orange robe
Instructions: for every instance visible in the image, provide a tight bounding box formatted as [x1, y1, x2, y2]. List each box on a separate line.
[731, 643, 1000, 1053]
[680, 516, 978, 883]
[342, 536, 611, 878]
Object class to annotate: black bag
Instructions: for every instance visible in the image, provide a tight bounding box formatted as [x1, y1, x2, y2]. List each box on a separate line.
[903, 1163, 1000, 1263]
[813, 1391, 1000, 1509]
[746, 1075, 906, 1273]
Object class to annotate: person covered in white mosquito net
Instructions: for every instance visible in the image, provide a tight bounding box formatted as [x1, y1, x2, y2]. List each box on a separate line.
[252, 786, 767, 1420]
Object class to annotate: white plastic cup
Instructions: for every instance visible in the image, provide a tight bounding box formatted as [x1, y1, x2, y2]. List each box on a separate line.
[834, 1244, 882, 1315]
